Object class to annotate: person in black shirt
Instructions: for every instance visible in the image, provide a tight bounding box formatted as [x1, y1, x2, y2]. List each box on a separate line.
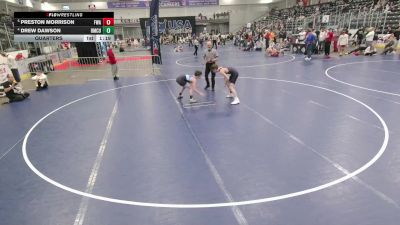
[2, 74, 29, 103]
[210, 64, 240, 105]
[394, 27, 400, 41]
[356, 28, 364, 46]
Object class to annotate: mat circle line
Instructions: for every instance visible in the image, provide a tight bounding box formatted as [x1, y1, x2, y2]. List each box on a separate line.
[175, 55, 296, 68]
[22, 77, 389, 208]
[325, 60, 400, 96]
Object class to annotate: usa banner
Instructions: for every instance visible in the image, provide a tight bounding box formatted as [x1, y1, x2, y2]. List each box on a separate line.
[150, 0, 162, 64]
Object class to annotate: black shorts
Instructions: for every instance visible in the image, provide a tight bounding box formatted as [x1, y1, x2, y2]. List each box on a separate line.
[229, 72, 239, 84]
[176, 76, 188, 87]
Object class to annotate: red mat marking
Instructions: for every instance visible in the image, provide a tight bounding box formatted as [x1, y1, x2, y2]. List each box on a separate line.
[54, 56, 152, 71]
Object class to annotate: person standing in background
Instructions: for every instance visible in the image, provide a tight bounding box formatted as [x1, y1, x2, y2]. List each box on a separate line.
[212, 33, 218, 49]
[356, 27, 365, 46]
[365, 27, 375, 49]
[199, 33, 205, 48]
[333, 29, 339, 52]
[188, 34, 193, 47]
[203, 41, 218, 91]
[264, 30, 270, 49]
[0, 52, 11, 83]
[107, 47, 119, 81]
[338, 30, 349, 56]
[193, 38, 199, 56]
[304, 29, 317, 61]
[319, 28, 327, 53]
[3, 53, 21, 82]
[325, 28, 334, 59]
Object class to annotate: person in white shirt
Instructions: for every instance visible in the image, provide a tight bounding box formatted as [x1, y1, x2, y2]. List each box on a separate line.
[193, 38, 199, 56]
[319, 28, 327, 53]
[338, 30, 349, 56]
[31, 71, 49, 91]
[0, 53, 11, 83]
[364, 46, 377, 56]
[6, 54, 20, 82]
[365, 27, 375, 49]
[298, 30, 307, 43]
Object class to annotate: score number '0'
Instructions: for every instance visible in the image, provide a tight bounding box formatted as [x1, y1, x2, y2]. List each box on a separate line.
[103, 18, 114, 26]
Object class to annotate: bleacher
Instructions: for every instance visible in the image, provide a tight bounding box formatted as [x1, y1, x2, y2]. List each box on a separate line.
[253, 0, 400, 34]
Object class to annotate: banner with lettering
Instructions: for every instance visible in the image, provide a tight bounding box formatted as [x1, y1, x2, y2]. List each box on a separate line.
[140, 16, 196, 35]
[150, 0, 162, 64]
[107, 0, 219, 8]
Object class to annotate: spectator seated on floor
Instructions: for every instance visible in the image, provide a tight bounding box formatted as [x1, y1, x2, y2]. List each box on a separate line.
[255, 40, 263, 51]
[133, 39, 139, 48]
[174, 45, 184, 52]
[1, 74, 29, 103]
[364, 46, 377, 56]
[266, 43, 280, 57]
[281, 39, 291, 52]
[348, 43, 367, 55]
[298, 29, 307, 43]
[0, 84, 5, 97]
[31, 71, 49, 91]
[243, 40, 254, 51]
[382, 35, 397, 55]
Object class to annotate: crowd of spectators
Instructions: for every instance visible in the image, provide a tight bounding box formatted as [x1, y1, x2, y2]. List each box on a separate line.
[260, 0, 399, 34]
[196, 12, 230, 21]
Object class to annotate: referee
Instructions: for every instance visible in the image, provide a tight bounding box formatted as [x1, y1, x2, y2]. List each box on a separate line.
[203, 41, 219, 91]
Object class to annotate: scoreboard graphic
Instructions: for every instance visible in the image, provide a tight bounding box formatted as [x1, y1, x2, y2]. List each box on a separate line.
[14, 12, 115, 42]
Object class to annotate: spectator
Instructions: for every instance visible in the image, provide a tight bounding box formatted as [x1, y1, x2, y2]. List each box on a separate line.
[193, 38, 199, 56]
[107, 47, 119, 81]
[319, 28, 327, 53]
[269, 31, 277, 43]
[338, 30, 349, 56]
[364, 46, 377, 56]
[356, 28, 365, 46]
[298, 29, 307, 43]
[1, 74, 30, 103]
[174, 45, 184, 52]
[212, 33, 218, 49]
[348, 43, 367, 55]
[381, 34, 397, 55]
[333, 29, 339, 52]
[304, 29, 317, 61]
[31, 71, 49, 91]
[394, 27, 400, 40]
[384, 3, 391, 13]
[264, 30, 270, 49]
[365, 27, 375, 49]
[7, 54, 21, 83]
[0, 52, 20, 83]
[278, 30, 287, 43]
[325, 28, 334, 59]
[255, 39, 263, 51]
[384, 27, 393, 35]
